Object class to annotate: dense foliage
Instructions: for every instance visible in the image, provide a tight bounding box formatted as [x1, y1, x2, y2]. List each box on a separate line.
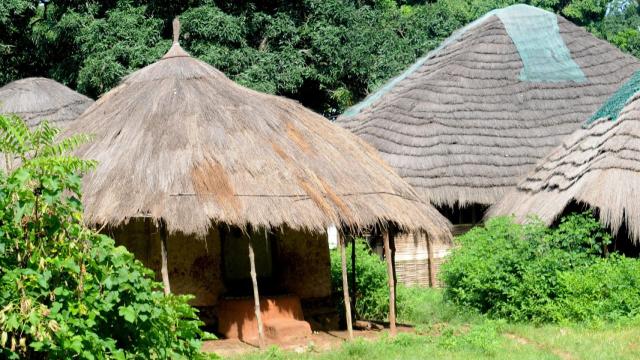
[1, 0, 639, 116]
[441, 213, 640, 323]
[0, 115, 206, 359]
[329, 238, 435, 323]
[552, 255, 640, 322]
[330, 239, 390, 321]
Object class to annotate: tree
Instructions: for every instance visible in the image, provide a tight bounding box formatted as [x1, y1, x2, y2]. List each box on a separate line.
[592, 0, 640, 58]
[0, 0, 638, 116]
[0, 115, 207, 359]
[0, 0, 39, 85]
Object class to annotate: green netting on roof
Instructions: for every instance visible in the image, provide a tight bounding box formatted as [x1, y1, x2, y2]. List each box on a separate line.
[342, 4, 586, 117]
[496, 5, 586, 82]
[586, 70, 640, 125]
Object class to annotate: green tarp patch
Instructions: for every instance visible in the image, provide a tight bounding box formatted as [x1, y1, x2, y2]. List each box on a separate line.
[496, 4, 586, 83]
[587, 70, 640, 125]
[342, 4, 586, 118]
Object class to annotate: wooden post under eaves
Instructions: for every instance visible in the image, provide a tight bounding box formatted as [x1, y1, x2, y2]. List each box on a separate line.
[248, 237, 266, 348]
[351, 236, 357, 320]
[383, 229, 397, 336]
[159, 221, 171, 295]
[426, 232, 436, 288]
[339, 231, 354, 339]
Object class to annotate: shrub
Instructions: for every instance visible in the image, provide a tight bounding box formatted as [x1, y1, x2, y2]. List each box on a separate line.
[396, 286, 443, 325]
[440, 212, 625, 323]
[0, 116, 207, 359]
[329, 239, 390, 321]
[550, 255, 640, 322]
[329, 238, 445, 325]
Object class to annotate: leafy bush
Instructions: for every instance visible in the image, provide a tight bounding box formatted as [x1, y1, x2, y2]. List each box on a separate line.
[396, 286, 457, 325]
[0, 115, 207, 359]
[329, 238, 445, 325]
[329, 239, 390, 321]
[440, 212, 629, 323]
[550, 255, 640, 322]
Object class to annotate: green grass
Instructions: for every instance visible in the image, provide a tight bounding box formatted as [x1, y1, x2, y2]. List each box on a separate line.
[503, 322, 640, 360]
[225, 288, 640, 359]
[232, 329, 556, 360]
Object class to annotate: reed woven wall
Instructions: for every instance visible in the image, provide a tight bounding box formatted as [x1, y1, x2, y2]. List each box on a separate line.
[394, 231, 452, 287]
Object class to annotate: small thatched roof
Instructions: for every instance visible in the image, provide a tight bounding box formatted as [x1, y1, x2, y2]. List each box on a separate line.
[0, 77, 93, 127]
[488, 76, 640, 242]
[64, 20, 452, 239]
[337, 4, 640, 209]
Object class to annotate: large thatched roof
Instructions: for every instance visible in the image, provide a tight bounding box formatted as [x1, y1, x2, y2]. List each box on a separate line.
[488, 75, 640, 242]
[0, 77, 93, 127]
[337, 4, 640, 208]
[64, 22, 452, 239]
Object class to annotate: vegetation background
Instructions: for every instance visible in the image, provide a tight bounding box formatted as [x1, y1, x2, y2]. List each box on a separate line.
[1, 0, 639, 117]
[0, 116, 207, 359]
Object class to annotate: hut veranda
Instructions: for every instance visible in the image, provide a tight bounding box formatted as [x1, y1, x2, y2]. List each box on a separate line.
[63, 20, 452, 345]
[336, 4, 640, 286]
[0, 77, 94, 128]
[489, 71, 640, 251]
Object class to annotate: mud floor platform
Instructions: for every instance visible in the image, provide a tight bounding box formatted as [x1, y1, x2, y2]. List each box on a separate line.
[202, 325, 414, 357]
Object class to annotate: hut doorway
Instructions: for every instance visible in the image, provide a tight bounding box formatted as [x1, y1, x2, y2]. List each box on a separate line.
[220, 227, 278, 297]
[437, 203, 488, 236]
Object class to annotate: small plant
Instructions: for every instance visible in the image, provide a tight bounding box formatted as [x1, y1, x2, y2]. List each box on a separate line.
[343, 338, 369, 357]
[263, 345, 286, 360]
[397, 285, 445, 325]
[0, 115, 207, 359]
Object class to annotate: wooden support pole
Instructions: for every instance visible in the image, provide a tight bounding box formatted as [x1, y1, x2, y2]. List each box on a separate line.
[159, 222, 171, 295]
[383, 230, 397, 336]
[339, 232, 354, 339]
[391, 231, 397, 296]
[350, 236, 356, 319]
[426, 232, 436, 288]
[248, 237, 266, 348]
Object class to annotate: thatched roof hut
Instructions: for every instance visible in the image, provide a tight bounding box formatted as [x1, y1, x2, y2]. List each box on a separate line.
[337, 4, 640, 210]
[64, 22, 451, 240]
[0, 77, 93, 127]
[488, 71, 640, 242]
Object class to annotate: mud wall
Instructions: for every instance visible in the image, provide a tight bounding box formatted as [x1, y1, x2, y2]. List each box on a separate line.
[106, 221, 331, 306]
[274, 227, 332, 299]
[107, 219, 223, 307]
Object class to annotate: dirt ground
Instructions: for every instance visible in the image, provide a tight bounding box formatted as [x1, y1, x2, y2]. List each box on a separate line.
[202, 325, 414, 357]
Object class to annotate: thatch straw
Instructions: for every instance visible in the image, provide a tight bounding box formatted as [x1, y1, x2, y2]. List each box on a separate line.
[64, 21, 452, 240]
[337, 8, 640, 208]
[0, 77, 93, 127]
[488, 91, 640, 243]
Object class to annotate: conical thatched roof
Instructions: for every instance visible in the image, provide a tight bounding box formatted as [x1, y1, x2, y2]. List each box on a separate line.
[64, 21, 452, 239]
[0, 77, 93, 127]
[337, 4, 640, 208]
[488, 73, 640, 242]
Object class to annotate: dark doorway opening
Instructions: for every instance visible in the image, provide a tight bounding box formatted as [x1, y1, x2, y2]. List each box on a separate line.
[220, 227, 281, 297]
[437, 203, 489, 236]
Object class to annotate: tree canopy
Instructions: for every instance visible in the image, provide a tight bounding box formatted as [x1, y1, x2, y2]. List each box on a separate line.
[1, 0, 639, 117]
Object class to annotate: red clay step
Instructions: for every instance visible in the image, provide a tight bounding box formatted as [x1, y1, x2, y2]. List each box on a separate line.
[264, 318, 312, 343]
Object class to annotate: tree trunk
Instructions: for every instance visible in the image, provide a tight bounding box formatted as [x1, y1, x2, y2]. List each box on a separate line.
[383, 230, 397, 336]
[248, 237, 266, 348]
[339, 232, 353, 339]
[159, 222, 171, 295]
